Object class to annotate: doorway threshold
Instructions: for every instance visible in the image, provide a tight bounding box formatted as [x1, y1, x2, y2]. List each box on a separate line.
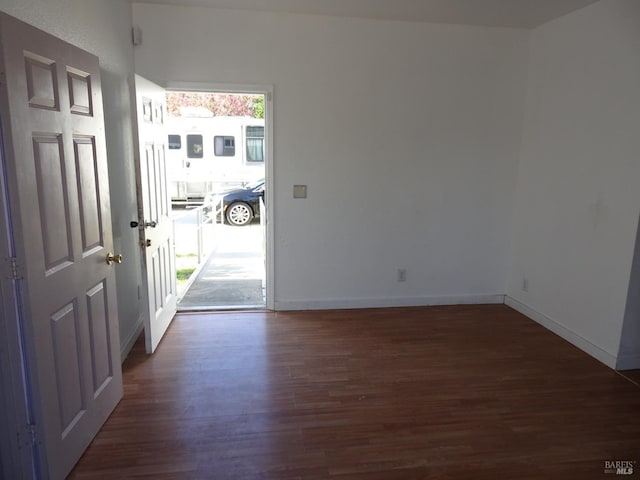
[177, 306, 269, 313]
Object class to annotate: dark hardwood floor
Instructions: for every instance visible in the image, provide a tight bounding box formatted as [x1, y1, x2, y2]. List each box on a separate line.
[69, 305, 640, 479]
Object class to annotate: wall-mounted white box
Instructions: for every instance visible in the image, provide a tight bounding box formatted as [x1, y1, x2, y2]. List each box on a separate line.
[293, 185, 307, 199]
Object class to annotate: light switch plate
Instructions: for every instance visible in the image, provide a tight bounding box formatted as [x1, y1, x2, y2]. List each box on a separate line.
[293, 185, 307, 199]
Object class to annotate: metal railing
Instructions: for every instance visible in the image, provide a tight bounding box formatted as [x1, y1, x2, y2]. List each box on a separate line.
[172, 196, 224, 297]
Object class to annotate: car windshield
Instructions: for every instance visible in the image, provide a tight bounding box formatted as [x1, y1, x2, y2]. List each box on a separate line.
[247, 179, 264, 190]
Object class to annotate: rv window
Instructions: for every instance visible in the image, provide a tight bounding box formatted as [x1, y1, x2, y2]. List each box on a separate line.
[214, 136, 235, 157]
[187, 134, 204, 158]
[246, 126, 264, 163]
[168, 134, 181, 150]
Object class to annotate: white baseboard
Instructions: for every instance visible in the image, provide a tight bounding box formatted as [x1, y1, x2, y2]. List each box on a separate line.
[504, 296, 618, 369]
[275, 294, 505, 311]
[120, 316, 144, 363]
[616, 353, 640, 371]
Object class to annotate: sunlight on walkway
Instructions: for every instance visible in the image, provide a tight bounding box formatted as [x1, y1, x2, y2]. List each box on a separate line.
[178, 222, 265, 309]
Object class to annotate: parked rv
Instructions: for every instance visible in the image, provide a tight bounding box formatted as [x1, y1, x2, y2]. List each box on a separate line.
[166, 112, 265, 207]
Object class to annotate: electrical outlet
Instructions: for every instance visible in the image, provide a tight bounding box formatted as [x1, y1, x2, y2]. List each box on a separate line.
[398, 269, 407, 282]
[522, 277, 529, 292]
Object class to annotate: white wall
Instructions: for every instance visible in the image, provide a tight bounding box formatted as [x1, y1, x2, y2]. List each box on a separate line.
[3, 0, 635, 370]
[133, 4, 529, 309]
[618, 216, 640, 369]
[0, 0, 143, 357]
[507, 0, 640, 368]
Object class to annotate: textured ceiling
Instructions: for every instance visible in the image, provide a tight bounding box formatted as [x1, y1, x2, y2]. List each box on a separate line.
[131, 0, 600, 28]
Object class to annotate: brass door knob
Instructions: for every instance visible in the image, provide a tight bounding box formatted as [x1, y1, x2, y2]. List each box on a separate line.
[106, 253, 123, 265]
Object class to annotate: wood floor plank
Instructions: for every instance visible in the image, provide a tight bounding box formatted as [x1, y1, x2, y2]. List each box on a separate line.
[69, 305, 640, 479]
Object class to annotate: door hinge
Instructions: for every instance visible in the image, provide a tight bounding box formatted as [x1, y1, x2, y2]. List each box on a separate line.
[6, 256, 20, 280]
[27, 424, 38, 446]
[17, 423, 39, 448]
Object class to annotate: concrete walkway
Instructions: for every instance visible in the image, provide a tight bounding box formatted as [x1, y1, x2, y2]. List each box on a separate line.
[178, 221, 265, 310]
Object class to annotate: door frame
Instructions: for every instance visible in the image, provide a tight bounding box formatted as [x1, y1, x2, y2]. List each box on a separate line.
[164, 81, 275, 310]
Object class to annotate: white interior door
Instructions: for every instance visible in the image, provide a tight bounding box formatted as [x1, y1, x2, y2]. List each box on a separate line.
[0, 13, 123, 479]
[132, 75, 177, 353]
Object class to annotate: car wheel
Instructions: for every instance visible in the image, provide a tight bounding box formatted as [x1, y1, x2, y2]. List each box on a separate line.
[226, 202, 253, 226]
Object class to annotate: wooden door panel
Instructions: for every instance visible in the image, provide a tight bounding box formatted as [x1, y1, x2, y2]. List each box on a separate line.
[144, 142, 158, 224]
[156, 145, 171, 218]
[67, 67, 93, 116]
[32, 134, 74, 273]
[156, 143, 169, 219]
[142, 97, 152, 123]
[152, 249, 162, 313]
[86, 280, 113, 396]
[50, 301, 85, 436]
[25, 52, 59, 110]
[74, 136, 104, 255]
[148, 238, 175, 314]
[160, 236, 174, 307]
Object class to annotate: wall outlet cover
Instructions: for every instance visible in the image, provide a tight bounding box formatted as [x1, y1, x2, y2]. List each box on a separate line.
[293, 185, 307, 199]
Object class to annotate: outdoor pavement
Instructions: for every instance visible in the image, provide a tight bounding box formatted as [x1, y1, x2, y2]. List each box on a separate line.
[177, 221, 265, 310]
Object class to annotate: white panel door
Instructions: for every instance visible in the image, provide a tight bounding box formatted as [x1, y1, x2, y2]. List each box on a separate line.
[0, 13, 123, 479]
[132, 75, 177, 353]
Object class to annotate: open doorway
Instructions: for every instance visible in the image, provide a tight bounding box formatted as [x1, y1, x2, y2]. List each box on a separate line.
[165, 90, 268, 310]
